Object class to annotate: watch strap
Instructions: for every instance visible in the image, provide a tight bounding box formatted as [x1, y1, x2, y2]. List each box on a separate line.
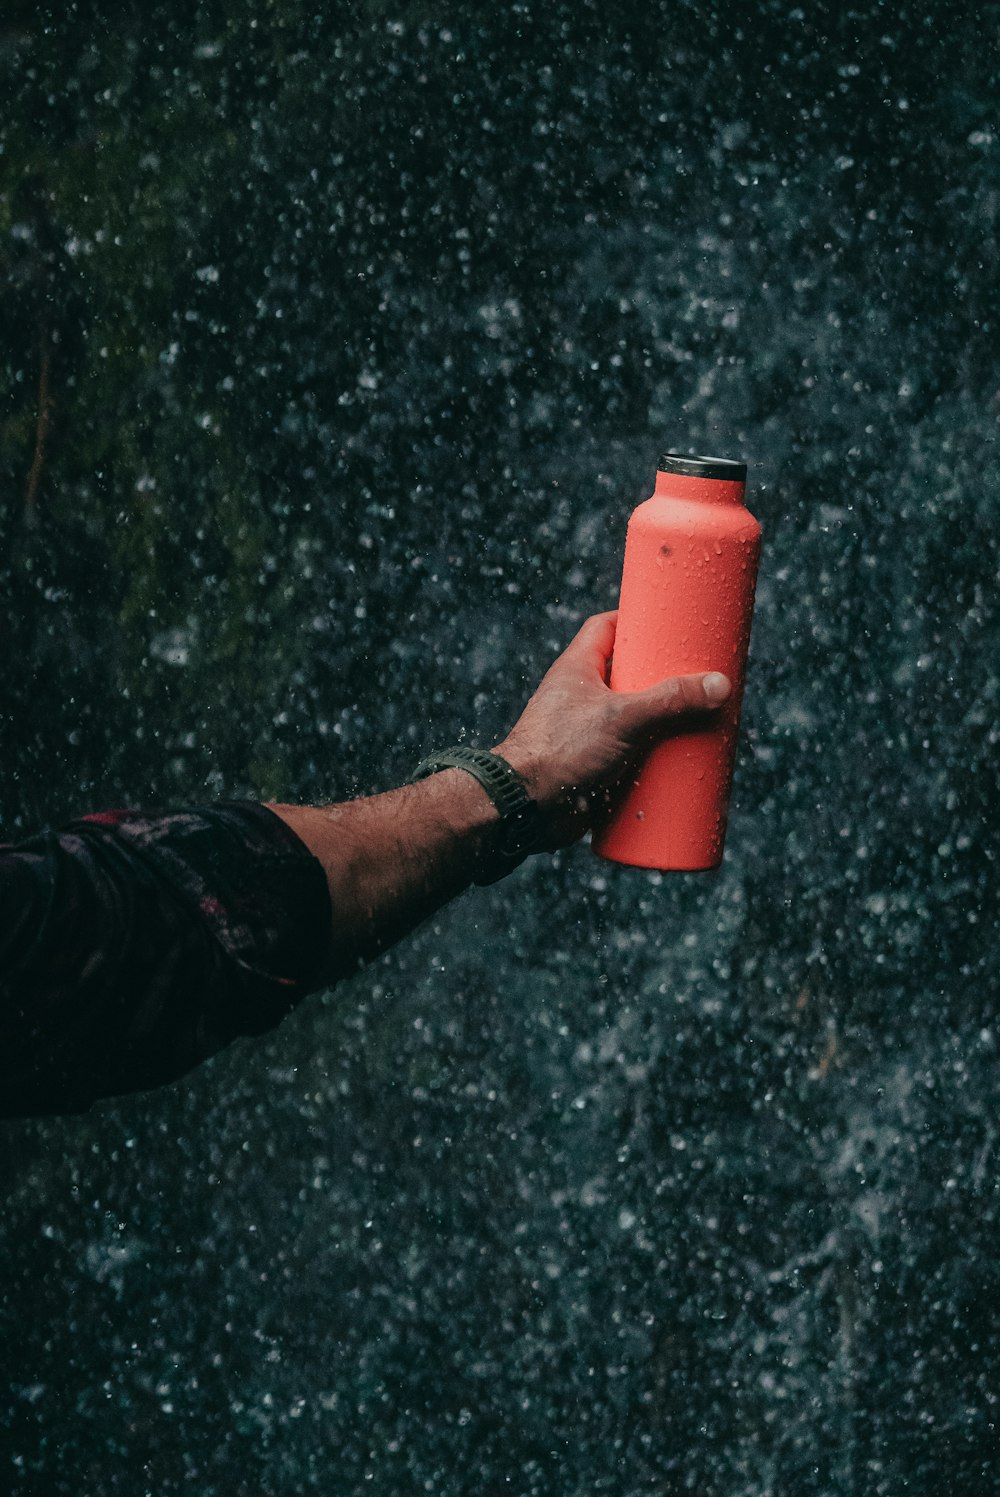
[410, 745, 543, 884]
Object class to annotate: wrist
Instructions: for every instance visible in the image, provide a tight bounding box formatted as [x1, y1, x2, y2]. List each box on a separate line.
[421, 766, 500, 839]
[493, 737, 561, 816]
[410, 746, 545, 883]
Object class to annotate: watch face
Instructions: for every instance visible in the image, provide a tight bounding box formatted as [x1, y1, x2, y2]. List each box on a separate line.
[495, 806, 544, 860]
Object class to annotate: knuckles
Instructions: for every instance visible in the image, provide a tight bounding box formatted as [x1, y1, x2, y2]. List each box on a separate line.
[657, 680, 686, 716]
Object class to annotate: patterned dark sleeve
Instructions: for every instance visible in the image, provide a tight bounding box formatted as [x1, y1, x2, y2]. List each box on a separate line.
[0, 803, 331, 1118]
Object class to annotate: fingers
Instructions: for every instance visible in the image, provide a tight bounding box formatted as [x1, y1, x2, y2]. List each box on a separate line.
[618, 671, 732, 740]
[555, 611, 619, 681]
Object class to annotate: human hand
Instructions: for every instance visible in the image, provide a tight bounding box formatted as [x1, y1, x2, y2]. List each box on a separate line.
[496, 611, 731, 849]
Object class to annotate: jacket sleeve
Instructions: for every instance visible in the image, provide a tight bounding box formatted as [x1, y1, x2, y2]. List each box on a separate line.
[0, 803, 331, 1117]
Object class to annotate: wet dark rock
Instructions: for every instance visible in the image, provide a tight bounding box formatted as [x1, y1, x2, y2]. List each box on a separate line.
[1, 2, 997, 1492]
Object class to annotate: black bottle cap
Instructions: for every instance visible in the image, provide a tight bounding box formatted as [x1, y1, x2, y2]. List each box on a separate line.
[658, 451, 747, 482]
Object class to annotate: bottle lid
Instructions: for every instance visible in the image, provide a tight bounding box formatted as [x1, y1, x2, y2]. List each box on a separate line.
[658, 451, 747, 482]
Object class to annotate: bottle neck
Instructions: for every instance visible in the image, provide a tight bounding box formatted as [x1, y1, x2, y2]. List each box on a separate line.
[654, 469, 746, 505]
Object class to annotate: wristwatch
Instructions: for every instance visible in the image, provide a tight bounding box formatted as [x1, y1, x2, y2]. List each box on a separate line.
[409, 745, 545, 884]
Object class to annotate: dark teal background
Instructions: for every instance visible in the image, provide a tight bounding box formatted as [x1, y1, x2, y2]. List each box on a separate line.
[2, 2, 998, 1492]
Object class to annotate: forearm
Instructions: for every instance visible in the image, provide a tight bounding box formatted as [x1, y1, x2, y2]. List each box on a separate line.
[266, 767, 501, 985]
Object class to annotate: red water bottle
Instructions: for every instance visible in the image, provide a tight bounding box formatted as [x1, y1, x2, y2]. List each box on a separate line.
[592, 453, 762, 871]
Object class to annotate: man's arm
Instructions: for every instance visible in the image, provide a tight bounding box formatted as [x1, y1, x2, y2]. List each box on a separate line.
[267, 612, 731, 984]
[1, 612, 729, 1115]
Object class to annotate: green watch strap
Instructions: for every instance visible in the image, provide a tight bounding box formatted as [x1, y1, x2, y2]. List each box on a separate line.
[410, 745, 543, 884]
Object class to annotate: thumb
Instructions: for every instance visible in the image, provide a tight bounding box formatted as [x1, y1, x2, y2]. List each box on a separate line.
[618, 671, 732, 741]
